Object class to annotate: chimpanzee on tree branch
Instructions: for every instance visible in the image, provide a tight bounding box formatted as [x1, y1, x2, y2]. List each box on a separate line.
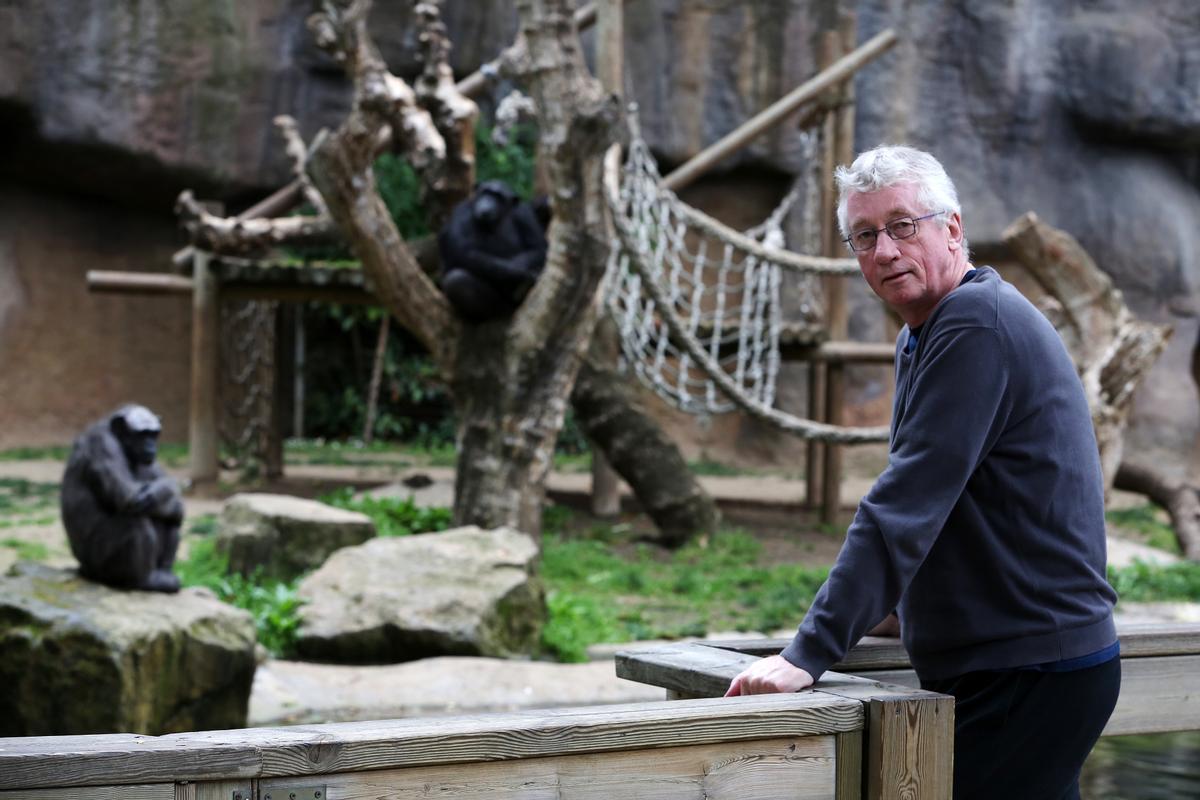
[438, 180, 548, 322]
[61, 405, 184, 593]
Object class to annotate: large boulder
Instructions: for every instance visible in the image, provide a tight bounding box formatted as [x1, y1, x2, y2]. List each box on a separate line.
[0, 562, 256, 736]
[216, 493, 376, 580]
[295, 526, 544, 663]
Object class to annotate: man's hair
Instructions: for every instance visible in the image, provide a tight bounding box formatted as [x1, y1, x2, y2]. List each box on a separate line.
[835, 145, 964, 247]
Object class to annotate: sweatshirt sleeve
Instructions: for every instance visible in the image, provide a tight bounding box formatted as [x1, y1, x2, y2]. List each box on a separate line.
[781, 324, 1012, 680]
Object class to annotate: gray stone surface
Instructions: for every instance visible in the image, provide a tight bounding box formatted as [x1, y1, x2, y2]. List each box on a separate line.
[216, 492, 375, 580]
[0, 562, 256, 736]
[296, 526, 545, 663]
[249, 656, 661, 726]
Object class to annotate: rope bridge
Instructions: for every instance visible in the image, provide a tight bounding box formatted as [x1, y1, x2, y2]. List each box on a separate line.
[603, 118, 890, 444]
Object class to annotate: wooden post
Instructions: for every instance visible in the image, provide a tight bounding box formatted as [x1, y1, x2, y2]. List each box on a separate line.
[265, 304, 293, 480]
[807, 31, 841, 512]
[363, 315, 390, 445]
[590, 0, 624, 518]
[189, 251, 220, 487]
[294, 305, 306, 439]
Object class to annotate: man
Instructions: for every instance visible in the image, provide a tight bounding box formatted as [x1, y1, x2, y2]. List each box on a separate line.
[725, 145, 1120, 799]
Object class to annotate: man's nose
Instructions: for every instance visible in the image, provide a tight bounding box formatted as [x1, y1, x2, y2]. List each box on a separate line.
[874, 230, 901, 262]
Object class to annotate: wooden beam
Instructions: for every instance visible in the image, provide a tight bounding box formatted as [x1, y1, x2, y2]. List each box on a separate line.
[188, 251, 220, 486]
[0, 694, 861, 790]
[87, 271, 195, 295]
[661, 29, 897, 192]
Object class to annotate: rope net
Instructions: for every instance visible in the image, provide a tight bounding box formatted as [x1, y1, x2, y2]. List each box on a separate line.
[604, 117, 889, 444]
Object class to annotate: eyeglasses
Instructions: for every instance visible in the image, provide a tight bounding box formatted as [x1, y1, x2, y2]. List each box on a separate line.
[843, 211, 947, 253]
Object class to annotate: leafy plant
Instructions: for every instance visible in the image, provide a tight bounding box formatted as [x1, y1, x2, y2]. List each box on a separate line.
[322, 489, 453, 537]
[175, 538, 304, 657]
[1106, 504, 1181, 555]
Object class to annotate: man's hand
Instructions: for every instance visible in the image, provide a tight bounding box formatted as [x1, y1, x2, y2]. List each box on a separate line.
[724, 655, 814, 697]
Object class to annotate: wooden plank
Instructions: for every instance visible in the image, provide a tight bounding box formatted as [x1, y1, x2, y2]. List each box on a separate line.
[1102, 654, 1200, 736]
[0, 785, 174, 800]
[255, 694, 863, 780]
[864, 693, 953, 800]
[268, 736, 836, 800]
[615, 642, 759, 697]
[0, 694, 862, 790]
[835, 729, 863, 800]
[87, 270, 196, 295]
[704, 621, 1200, 669]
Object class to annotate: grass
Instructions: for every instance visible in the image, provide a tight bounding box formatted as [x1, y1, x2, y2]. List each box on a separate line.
[538, 506, 829, 661]
[0, 537, 50, 561]
[1108, 560, 1200, 603]
[1106, 504, 1181, 555]
[174, 537, 304, 657]
[0, 478, 60, 528]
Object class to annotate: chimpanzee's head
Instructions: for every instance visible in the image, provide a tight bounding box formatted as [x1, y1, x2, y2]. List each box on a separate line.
[110, 404, 162, 467]
[471, 180, 519, 229]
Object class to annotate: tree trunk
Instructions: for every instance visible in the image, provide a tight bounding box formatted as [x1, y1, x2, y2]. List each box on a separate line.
[1003, 212, 1172, 495]
[1114, 461, 1200, 560]
[570, 318, 721, 546]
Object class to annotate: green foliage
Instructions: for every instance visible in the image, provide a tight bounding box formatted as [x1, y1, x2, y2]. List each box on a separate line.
[475, 123, 539, 200]
[175, 538, 304, 657]
[1106, 504, 1181, 555]
[538, 506, 830, 662]
[322, 489, 453, 537]
[0, 445, 70, 461]
[1108, 560, 1200, 602]
[0, 537, 50, 561]
[188, 514, 218, 536]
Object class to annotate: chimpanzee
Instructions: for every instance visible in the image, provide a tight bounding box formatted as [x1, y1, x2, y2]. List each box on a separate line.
[60, 405, 184, 593]
[438, 180, 548, 322]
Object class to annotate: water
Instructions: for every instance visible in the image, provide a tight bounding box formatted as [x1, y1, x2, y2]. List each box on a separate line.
[1080, 732, 1200, 799]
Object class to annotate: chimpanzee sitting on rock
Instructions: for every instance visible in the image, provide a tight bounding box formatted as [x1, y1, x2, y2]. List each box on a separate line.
[438, 180, 548, 322]
[61, 405, 184, 593]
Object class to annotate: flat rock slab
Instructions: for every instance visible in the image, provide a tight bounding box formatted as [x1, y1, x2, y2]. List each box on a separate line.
[0, 563, 256, 735]
[249, 656, 663, 725]
[216, 492, 375, 580]
[296, 526, 545, 663]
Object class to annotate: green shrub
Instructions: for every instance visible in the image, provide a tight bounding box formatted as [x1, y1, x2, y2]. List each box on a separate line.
[175, 538, 304, 657]
[322, 489, 453, 537]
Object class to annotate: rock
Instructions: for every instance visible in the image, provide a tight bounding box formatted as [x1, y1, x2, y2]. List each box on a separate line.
[0, 562, 256, 736]
[216, 493, 375, 580]
[295, 526, 544, 663]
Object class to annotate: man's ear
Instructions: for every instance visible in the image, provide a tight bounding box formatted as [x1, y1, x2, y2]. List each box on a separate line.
[945, 211, 965, 251]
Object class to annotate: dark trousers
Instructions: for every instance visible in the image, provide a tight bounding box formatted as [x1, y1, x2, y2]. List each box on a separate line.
[921, 656, 1121, 800]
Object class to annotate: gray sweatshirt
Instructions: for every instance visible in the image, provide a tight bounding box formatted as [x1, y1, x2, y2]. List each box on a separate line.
[782, 267, 1117, 681]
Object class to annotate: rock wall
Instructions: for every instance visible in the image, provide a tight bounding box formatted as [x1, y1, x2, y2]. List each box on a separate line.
[2, 0, 1197, 477]
[0, 185, 191, 448]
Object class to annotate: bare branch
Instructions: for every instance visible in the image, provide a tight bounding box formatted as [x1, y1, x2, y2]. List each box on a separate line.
[413, 0, 478, 222]
[305, 0, 459, 368]
[174, 190, 337, 255]
[274, 116, 329, 217]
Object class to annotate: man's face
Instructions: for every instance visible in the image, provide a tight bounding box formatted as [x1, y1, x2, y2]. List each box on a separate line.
[845, 182, 965, 327]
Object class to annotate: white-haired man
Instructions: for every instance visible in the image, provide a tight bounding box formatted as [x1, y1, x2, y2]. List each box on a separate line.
[726, 145, 1120, 800]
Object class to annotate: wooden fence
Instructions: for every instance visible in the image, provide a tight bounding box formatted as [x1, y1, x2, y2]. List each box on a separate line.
[0, 682, 949, 800]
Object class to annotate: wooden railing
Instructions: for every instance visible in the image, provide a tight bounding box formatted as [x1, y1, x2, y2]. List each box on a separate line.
[0, 685, 950, 800]
[616, 621, 1200, 739]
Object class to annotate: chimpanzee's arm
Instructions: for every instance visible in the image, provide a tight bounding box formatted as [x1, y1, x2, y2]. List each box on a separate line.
[83, 429, 145, 514]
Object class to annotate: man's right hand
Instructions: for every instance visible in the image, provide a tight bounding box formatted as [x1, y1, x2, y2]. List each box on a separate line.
[724, 655, 815, 696]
